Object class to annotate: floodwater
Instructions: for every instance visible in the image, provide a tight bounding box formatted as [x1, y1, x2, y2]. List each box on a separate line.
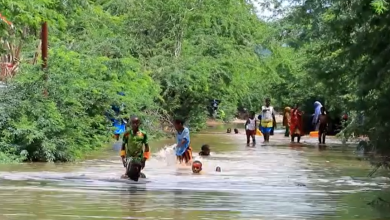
[0, 124, 389, 220]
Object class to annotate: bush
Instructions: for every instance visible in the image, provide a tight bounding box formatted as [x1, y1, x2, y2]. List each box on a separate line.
[0, 47, 160, 162]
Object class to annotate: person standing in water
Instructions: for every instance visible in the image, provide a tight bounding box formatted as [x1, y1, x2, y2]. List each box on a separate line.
[283, 106, 291, 137]
[312, 101, 323, 131]
[120, 116, 150, 181]
[174, 118, 193, 165]
[318, 107, 328, 144]
[245, 111, 257, 146]
[290, 104, 304, 143]
[260, 98, 276, 143]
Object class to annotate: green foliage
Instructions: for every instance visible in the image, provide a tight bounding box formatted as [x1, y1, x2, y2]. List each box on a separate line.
[262, 0, 390, 165]
[0, 46, 160, 162]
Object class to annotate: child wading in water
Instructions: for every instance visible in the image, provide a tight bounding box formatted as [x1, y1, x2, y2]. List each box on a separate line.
[174, 118, 193, 165]
[120, 116, 150, 181]
[245, 111, 257, 146]
[318, 107, 328, 144]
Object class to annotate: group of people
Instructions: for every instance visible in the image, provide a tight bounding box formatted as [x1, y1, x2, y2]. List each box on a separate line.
[245, 99, 329, 146]
[119, 116, 216, 181]
[119, 100, 329, 181]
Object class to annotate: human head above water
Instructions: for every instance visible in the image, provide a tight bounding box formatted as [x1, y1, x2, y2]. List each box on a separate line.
[173, 118, 185, 131]
[201, 144, 210, 156]
[130, 115, 140, 130]
[192, 160, 202, 173]
[265, 98, 271, 106]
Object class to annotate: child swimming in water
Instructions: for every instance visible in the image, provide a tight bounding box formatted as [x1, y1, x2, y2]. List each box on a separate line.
[174, 118, 193, 165]
[199, 144, 210, 156]
[192, 160, 203, 173]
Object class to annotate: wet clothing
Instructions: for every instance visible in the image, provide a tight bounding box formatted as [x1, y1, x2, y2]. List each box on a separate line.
[260, 106, 275, 134]
[246, 118, 256, 131]
[318, 114, 328, 133]
[290, 108, 304, 136]
[313, 101, 323, 130]
[246, 129, 256, 136]
[246, 118, 256, 136]
[176, 127, 193, 163]
[178, 146, 193, 163]
[246, 119, 256, 145]
[122, 129, 148, 163]
[319, 123, 327, 133]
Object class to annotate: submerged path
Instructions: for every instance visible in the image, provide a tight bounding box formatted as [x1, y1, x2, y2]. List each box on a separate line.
[0, 125, 389, 220]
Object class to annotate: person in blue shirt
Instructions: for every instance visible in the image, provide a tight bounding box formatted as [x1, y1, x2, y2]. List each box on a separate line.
[173, 118, 193, 165]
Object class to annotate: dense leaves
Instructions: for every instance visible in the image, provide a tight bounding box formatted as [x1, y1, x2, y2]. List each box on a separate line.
[0, 0, 281, 162]
[264, 0, 390, 162]
[3, 0, 389, 163]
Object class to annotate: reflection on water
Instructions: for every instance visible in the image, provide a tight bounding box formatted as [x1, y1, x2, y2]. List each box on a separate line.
[0, 124, 389, 220]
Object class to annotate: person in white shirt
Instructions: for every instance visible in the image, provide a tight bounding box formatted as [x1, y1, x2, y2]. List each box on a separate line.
[245, 111, 257, 146]
[260, 98, 276, 142]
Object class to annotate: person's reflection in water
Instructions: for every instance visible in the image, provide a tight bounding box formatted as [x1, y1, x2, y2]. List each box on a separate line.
[173, 190, 186, 219]
[318, 144, 327, 151]
[289, 142, 303, 150]
[121, 186, 147, 219]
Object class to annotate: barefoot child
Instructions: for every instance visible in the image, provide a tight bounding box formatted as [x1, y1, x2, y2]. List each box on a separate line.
[120, 116, 150, 181]
[245, 111, 257, 146]
[174, 118, 193, 165]
[318, 107, 328, 144]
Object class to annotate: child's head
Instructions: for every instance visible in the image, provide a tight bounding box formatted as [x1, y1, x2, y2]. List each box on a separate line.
[201, 144, 210, 156]
[216, 166, 221, 172]
[192, 160, 202, 173]
[130, 116, 141, 130]
[234, 128, 239, 134]
[265, 98, 271, 106]
[249, 111, 255, 119]
[227, 128, 232, 133]
[320, 107, 325, 114]
[173, 118, 185, 131]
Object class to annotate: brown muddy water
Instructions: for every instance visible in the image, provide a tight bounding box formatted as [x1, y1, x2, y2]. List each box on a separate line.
[0, 124, 389, 220]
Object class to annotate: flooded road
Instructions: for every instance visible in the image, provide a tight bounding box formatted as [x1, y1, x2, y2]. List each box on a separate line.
[0, 124, 389, 220]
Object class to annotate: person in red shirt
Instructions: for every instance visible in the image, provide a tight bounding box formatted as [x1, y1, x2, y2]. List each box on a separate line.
[290, 104, 304, 143]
